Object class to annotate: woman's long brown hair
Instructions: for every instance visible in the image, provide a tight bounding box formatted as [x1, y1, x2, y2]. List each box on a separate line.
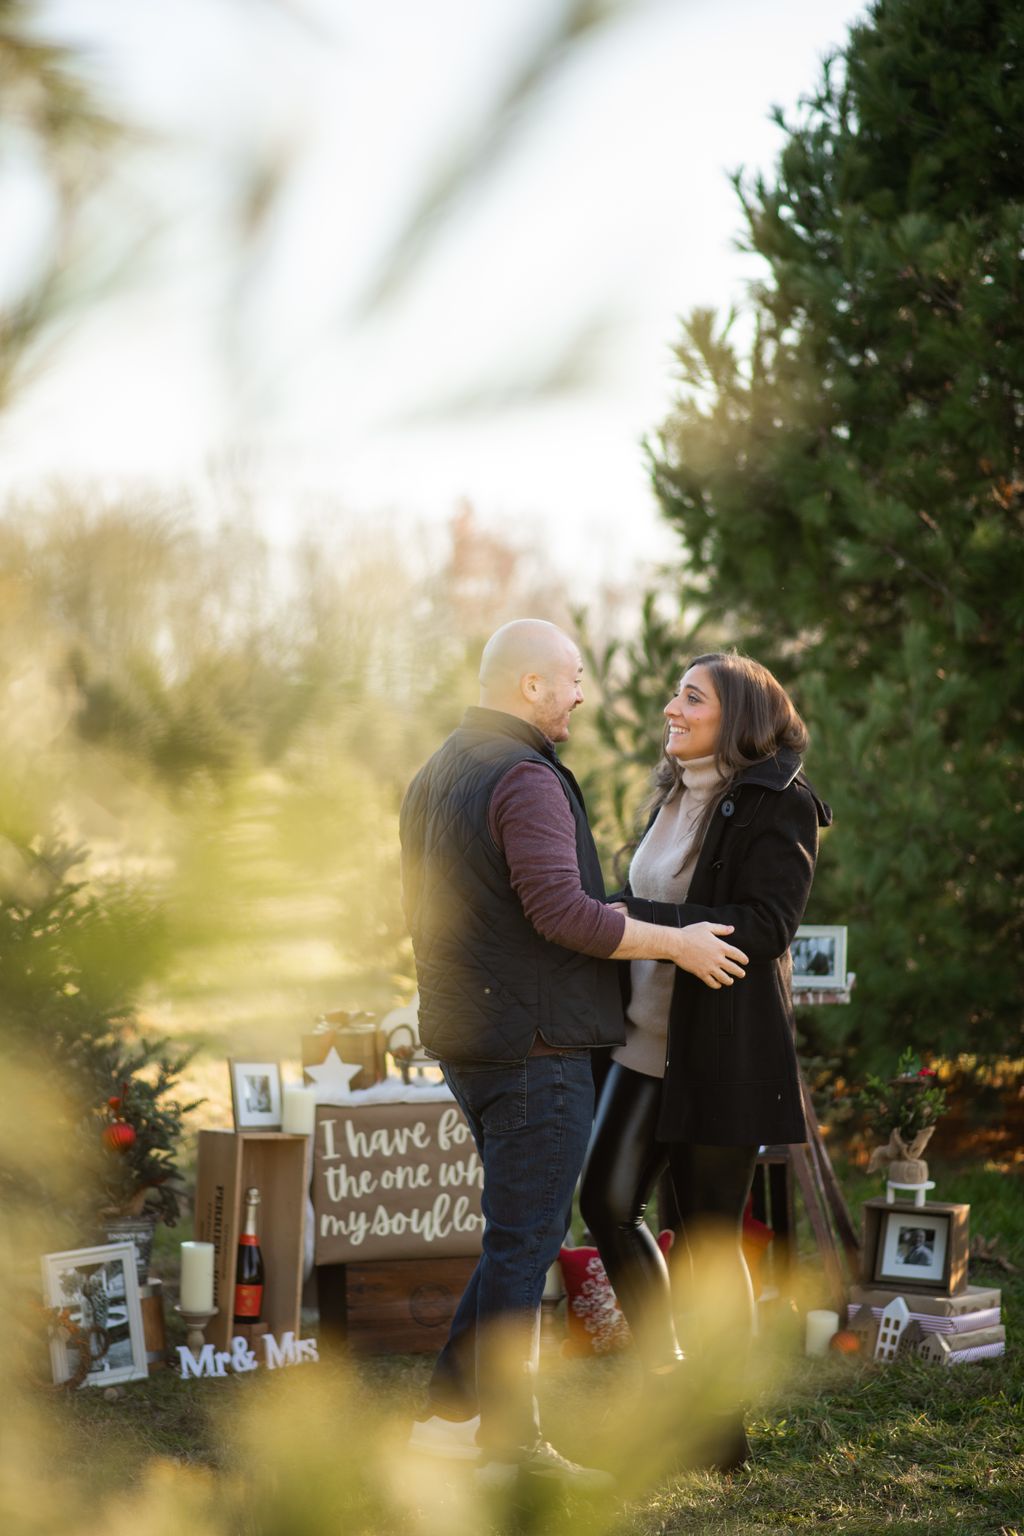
[645, 650, 810, 858]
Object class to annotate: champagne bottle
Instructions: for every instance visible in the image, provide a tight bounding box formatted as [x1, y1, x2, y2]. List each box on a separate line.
[233, 1186, 265, 1324]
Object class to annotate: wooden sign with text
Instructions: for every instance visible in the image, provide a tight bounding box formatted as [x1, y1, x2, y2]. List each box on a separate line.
[313, 1101, 484, 1265]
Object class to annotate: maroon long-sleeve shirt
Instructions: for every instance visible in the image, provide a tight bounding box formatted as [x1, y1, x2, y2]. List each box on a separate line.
[486, 761, 626, 958]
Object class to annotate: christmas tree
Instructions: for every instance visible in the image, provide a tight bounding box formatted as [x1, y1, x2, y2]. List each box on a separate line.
[0, 835, 198, 1233]
[631, 0, 1023, 1062]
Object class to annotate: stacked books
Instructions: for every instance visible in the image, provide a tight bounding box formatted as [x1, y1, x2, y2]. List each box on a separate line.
[847, 1283, 1004, 1364]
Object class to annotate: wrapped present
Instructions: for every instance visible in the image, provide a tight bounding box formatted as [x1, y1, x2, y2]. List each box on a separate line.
[847, 1282, 1000, 1330]
[302, 1010, 384, 1090]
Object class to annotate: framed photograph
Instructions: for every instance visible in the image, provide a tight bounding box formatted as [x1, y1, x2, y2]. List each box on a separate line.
[41, 1242, 147, 1387]
[790, 924, 847, 991]
[874, 1209, 950, 1288]
[229, 1059, 283, 1130]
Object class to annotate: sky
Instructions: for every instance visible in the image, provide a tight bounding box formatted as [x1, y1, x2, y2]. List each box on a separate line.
[0, 0, 872, 593]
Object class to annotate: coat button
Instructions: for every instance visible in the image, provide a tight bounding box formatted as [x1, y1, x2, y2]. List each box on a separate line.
[483, 986, 492, 994]
[720, 799, 735, 818]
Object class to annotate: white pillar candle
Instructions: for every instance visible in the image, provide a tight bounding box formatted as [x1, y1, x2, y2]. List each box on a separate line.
[180, 1240, 215, 1313]
[282, 1084, 318, 1135]
[805, 1308, 840, 1357]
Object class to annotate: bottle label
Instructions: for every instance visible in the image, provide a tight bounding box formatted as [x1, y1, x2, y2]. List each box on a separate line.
[234, 1284, 263, 1318]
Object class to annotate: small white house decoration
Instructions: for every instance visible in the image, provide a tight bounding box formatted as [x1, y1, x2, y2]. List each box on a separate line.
[848, 1304, 878, 1355]
[917, 1330, 953, 1366]
[896, 1319, 926, 1358]
[874, 1295, 910, 1361]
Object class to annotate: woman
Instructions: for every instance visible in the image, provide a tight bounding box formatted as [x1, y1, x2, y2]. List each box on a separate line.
[579, 651, 831, 1469]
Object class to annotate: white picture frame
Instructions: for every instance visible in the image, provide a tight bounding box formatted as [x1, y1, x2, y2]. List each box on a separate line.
[874, 1209, 951, 1288]
[790, 924, 848, 991]
[41, 1242, 148, 1387]
[229, 1059, 283, 1130]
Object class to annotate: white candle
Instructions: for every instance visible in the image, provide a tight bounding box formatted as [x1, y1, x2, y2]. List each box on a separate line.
[805, 1308, 840, 1357]
[180, 1241, 215, 1313]
[282, 1084, 317, 1135]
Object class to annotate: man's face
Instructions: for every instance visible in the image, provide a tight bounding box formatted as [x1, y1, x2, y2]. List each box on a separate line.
[528, 645, 584, 742]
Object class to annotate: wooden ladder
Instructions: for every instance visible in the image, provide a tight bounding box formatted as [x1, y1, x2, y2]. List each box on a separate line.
[754, 1071, 861, 1310]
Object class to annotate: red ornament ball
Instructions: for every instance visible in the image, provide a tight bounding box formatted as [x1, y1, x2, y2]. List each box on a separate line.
[102, 1121, 137, 1152]
[830, 1329, 861, 1356]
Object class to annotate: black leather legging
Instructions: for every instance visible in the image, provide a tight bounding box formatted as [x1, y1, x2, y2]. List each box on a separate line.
[579, 1061, 758, 1370]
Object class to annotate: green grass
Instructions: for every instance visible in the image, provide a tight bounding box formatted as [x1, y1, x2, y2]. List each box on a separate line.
[35, 1160, 1021, 1536]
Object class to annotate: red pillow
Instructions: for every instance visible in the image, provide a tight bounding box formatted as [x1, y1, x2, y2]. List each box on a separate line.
[558, 1207, 774, 1359]
[558, 1232, 673, 1358]
[741, 1205, 774, 1292]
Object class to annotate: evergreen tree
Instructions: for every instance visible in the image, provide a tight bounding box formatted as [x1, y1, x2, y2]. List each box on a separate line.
[0, 833, 195, 1234]
[640, 0, 1024, 1064]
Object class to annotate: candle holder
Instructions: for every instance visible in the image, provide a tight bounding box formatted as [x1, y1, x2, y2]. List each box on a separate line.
[174, 1304, 219, 1356]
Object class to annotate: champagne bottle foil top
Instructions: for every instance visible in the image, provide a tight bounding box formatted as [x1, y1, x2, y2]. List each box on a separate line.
[245, 1187, 261, 1205]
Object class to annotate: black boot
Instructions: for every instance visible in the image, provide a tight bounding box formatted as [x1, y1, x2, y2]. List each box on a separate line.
[700, 1411, 751, 1474]
[644, 1352, 688, 1417]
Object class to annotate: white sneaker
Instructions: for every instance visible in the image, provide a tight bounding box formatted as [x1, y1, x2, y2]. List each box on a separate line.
[476, 1438, 614, 1492]
[407, 1413, 481, 1461]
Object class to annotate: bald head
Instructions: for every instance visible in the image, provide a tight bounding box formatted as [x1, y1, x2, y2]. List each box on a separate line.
[479, 620, 584, 742]
[480, 620, 574, 690]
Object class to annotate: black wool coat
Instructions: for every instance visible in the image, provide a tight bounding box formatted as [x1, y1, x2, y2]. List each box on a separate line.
[619, 749, 831, 1147]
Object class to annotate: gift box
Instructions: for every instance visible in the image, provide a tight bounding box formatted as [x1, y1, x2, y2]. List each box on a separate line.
[302, 1011, 384, 1090]
[847, 1281, 1000, 1330]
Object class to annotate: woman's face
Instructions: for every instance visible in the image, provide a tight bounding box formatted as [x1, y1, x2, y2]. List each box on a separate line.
[664, 664, 722, 761]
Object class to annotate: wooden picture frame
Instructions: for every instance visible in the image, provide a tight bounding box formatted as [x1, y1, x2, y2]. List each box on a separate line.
[875, 1209, 949, 1286]
[862, 1198, 969, 1296]
[41, 1242, 148, 1387]
[229, 1059, 283, 1130]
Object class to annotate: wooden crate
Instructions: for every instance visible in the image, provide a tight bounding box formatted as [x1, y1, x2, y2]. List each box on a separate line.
[344, 1255, 476, 1354]
[194, 1130, 309, 1351]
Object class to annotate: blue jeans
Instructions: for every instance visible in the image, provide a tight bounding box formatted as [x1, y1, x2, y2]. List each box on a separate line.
[429, 1052, 595, 1452]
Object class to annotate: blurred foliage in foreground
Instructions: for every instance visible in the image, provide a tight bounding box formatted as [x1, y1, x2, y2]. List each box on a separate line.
[596, 0, 1024, 1072]
[0, 491, 615, 1138]
[5, 1181, 1023, 1536]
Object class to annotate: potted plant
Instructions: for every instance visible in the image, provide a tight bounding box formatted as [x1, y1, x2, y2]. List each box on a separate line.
[858, 1048, 947, 1185]
[87, 1034, 203, 1283]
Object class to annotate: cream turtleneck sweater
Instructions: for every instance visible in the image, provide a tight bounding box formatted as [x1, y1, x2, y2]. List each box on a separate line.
[611, 754, 728, 1080]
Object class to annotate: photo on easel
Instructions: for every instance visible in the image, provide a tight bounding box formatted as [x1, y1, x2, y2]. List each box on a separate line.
[790, 924, 847, 991]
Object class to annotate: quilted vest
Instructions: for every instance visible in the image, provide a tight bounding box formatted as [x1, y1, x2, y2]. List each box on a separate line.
[400, 707, 625, 1063]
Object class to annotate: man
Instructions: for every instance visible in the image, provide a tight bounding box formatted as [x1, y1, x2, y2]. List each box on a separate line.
[901, 1228, 933, 1266]
[400, 619, 746, 1487]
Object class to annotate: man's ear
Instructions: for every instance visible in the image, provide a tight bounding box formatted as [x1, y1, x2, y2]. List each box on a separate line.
[520, 672, 541, 700]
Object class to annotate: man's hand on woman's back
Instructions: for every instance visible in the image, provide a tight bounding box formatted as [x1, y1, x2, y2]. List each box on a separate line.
[610, 915, 747, 988]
